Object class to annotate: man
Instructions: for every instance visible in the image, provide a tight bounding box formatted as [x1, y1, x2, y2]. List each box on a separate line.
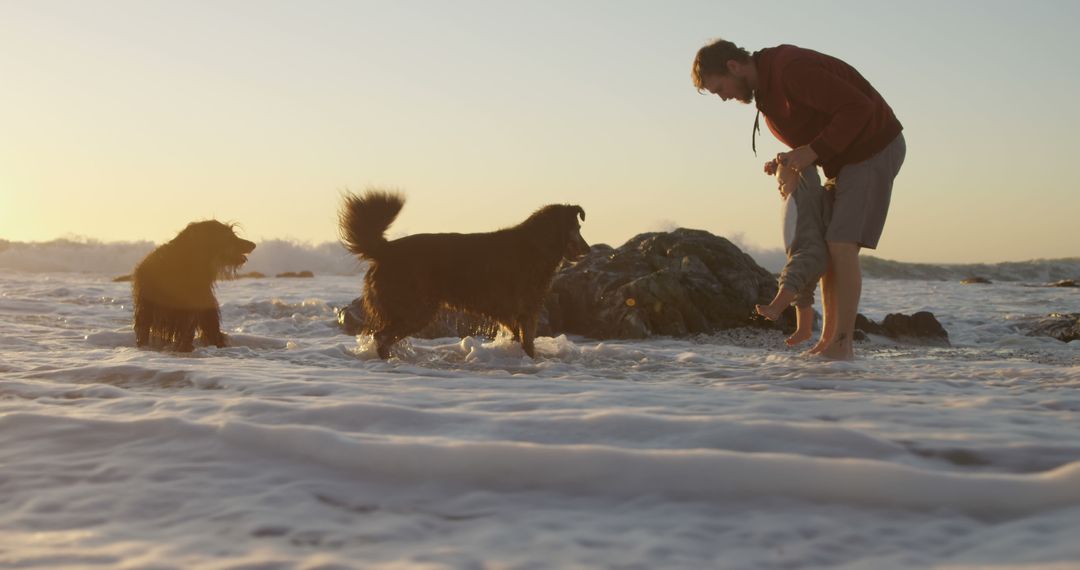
[692, 39, 905, 359]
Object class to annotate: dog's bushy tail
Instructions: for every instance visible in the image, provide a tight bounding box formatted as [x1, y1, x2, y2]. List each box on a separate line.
[339, 190, 405, 260]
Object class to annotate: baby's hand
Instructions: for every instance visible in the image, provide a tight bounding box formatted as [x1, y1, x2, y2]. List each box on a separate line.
[764, 159, 779, 176]
[776, 164, 800, 198]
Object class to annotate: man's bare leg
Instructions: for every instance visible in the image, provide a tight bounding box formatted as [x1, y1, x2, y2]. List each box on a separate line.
[756, 287, 797, 321]
[820, 241, 861, 360]
[808, 262, 837, 355]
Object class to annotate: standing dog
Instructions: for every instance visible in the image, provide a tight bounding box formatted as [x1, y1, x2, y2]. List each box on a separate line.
[339, 191, 589, 359]
[132, 220, 256, 351]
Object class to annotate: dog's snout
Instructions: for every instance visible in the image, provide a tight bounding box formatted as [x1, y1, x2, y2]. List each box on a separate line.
[239, 239, 256, 253]
[568, 233, 590, 260]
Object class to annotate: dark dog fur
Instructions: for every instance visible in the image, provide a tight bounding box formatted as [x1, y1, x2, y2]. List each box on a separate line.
[339, 191, 589, 359]
[132, 220, 256, 352]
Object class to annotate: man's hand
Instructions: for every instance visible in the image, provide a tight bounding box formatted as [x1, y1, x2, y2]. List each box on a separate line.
[776, 145, 818, 172]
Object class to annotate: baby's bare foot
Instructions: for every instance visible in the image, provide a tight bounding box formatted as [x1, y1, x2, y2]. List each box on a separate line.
[785, 327, 812, 347]
[755, 304, 783, 321]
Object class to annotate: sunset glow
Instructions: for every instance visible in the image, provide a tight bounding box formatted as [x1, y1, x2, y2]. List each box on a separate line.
[2, 0, 1078, 263]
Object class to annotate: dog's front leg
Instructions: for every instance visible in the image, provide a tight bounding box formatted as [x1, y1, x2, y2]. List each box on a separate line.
[197, 307, 226, 348]
[175, 316, 198, 352]
[134, 303, 152, 347]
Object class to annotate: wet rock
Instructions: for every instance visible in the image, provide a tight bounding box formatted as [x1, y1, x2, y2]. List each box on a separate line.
[541, 229, 786, 339]
[855, 313, 885, 336]
[1048, 279, 1078, 288]
[855, 311, 950, 346]
[112, 274, 133, 283]
[960, 276, 992, 284]
[338, 300, 364, 335]
[1025, 313, 1080, 343]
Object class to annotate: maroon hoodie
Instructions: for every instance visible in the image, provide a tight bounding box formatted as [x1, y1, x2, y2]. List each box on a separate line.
[753, 45, 902, 179]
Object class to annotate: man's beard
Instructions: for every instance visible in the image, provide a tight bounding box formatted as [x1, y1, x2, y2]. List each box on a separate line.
[735, 76, 754, 104]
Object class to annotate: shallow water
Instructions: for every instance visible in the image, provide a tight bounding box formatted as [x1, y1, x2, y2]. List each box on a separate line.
[1, 271, 1078, 569]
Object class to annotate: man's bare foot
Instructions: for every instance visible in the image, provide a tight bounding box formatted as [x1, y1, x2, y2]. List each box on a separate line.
[818, 333, 854, 360]
[785, 327, 812, 347]
[806, 338, 828, 355]
[755, 302, 784, 321]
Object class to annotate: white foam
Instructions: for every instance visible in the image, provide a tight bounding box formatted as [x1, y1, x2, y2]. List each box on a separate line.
[220, 420, 1080, 516]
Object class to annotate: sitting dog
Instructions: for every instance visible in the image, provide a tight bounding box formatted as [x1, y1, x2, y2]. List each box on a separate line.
[132, 220, 256, 351]
[339, 191, 589, 359]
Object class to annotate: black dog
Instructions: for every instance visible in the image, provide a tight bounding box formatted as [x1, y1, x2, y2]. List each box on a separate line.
[132, 220, 255, 351]
[339, 191, 589, 359]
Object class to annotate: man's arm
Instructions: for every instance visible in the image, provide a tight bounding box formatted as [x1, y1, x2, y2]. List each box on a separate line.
[777, 145, 817, 172]
[783, 62, 875, 163]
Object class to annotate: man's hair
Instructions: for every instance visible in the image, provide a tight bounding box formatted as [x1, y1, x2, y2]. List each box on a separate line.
[691, 39, 751, 91]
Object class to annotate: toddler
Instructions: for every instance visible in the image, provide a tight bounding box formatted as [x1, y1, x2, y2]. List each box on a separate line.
[755, 159, 828, 346]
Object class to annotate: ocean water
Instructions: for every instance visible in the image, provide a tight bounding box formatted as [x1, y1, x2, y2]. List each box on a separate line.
[1, 250, 1079, 569]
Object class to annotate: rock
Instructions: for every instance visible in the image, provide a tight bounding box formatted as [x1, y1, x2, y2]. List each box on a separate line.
[338, 301, 362, 335]
[541, 229, 786, 339]
[1025, 313, 1080, 343]
[960, 276, 992, 284]
[237, 271, 267, 279]
[855, 311, 950, 346]
[276, 270, 314, 278]
[1047, 279, 1078, 288]
[854, 313, 885, 336]
[882, 312, 950, 344]
[112, 274, 133, 283]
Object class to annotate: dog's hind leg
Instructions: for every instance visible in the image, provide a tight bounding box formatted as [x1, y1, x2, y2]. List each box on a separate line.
[134, 302, 152, 347]
[197, 307, 226, 348]
[372, 324, 416, 360]
[372, 302, 439, 359]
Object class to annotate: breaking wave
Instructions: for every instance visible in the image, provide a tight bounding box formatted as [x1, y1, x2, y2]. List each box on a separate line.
[0, 238, 362, 277]
[2, 236, 1077, 284]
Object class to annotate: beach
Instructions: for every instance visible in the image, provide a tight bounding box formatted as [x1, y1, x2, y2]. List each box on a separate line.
[1, 250, 1078, 568]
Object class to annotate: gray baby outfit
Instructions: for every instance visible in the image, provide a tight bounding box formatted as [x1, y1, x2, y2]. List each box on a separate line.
[779, 167, 828, 308]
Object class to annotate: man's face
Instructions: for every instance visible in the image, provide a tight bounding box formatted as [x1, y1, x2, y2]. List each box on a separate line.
[702, 73, 753, 104]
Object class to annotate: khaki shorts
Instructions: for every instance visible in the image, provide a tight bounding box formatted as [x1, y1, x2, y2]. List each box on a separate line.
[824, 134, 906, 249]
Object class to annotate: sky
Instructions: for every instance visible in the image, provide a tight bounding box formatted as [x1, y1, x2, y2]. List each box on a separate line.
[2, 0, 1078, 264]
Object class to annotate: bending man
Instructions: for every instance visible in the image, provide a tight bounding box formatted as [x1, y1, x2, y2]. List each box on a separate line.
[692, 39, 905, 359]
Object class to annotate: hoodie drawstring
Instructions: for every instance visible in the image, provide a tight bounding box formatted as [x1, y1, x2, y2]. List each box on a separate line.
[752, 110, 761, 156]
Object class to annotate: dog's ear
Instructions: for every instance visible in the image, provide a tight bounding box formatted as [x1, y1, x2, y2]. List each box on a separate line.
[572, 206, 585, 222]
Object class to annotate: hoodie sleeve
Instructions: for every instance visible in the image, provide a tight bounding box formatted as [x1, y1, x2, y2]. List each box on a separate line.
[782, 62, 875, 163]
